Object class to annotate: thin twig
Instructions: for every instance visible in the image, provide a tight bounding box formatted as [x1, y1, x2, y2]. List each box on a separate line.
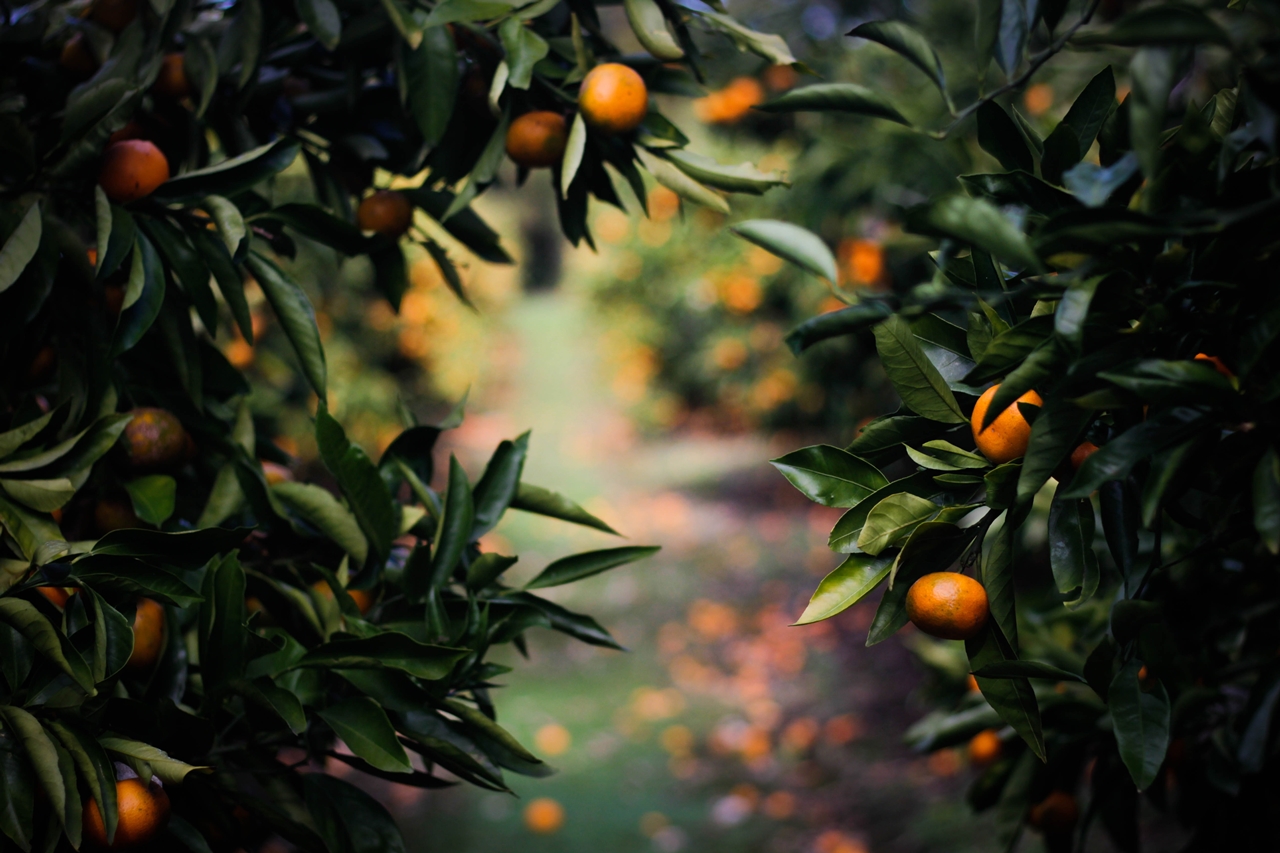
[930, 0, 1105, 140]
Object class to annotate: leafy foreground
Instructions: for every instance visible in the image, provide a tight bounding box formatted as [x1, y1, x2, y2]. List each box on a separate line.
[741, 2, 1280, 851]
[0, 1, 796, 851]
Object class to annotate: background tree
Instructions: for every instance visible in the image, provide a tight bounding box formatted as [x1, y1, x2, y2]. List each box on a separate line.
[0, 1, 793, 852]
[732, 1, 1280, 850]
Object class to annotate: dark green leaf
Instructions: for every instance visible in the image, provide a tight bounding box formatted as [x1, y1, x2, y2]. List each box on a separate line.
[828, 471, 938, 553]
[850, 20, 947, 100]
[873, 315, 967, 424]
[1048, 492, 1099, 606]
[509, 482, 618, 535]
[795, 553, 893, 625]
[758, 84, 910, 126]
[771, 445, 889, 507]
[111, 235, 165, 357]
[318, 697, 412, 773]
[471, 433, 529, 537]
[89, 527, 248, 566]
[976, 101, 1033, 173]
[730, 220, 837, 283]
[0, 708, 65, 827]
[152, 139, 300, 205]
[966, 624, 1045, 760]
[245, 252, 326, 399]
[905, 195, 1041, 272]
[297, 0, 342, 50]
[1108, 659, 1170, 790]
[1062, 407, 1209, 498]
[198, 552, 246, 692]
[467, 553, 518, 590]
[403, 25, 458, 146]
[981, 513, 1017, 648]
[315, 406, 397, 562]
[136, 216, 217, 333]
[525, 545, 660, 590]
[304, 774, 408, 853]
[1253, 447, 1280, 555]
[123, 475, 175, 526]
[271, 482, 369, 564]
[972, 660, 1086, 682]
[785, 302, 893, 355]
[70, 557, 204, 608]
[296, 633, 468, 680]
[0, 600, 93, 692]
[1073, 4, 1230, 47]
[263, 204, 369, 256]
[0, 203, 41, 294]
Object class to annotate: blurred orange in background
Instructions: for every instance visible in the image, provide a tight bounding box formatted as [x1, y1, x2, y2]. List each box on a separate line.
[695, 77, 765, 124]
[1024, 82, 1055, 116]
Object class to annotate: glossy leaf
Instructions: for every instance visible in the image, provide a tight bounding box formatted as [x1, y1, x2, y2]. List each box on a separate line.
[795, 553, 893, 625]
[867, 521, 973, 643]
[828, 471, 938, 553]
[625, 0, 683, 60]
[1108, 659, 1170, 790]
[271, 481, 369, 564]
[315, 406, 397, 562]
[245, 252, 327, 399]
[873, 315, 967, 424]
[525, 545, 660, 590]
[0, 202, 41, 294]
[0, 599, 93, 691]
[663, 150, 789, 195]
[152, 139, 301, 205]
[906, 194, 1041, 272]
[966, 624, 1045, 760]
[785, 301, 893, 355]
[850, 20, 947, 100]
[97, 738, 209, 785]
[304, 774, 408, 853]
[857, 493, 938, 555]
[403, 25, 458, 146]
[296, 633, 469, 680]
[0, 707, 65, 825]
[758, 84, 910, 126]
[1048, 492, 1099, 606]
[471, 433, 530, 537]
[771, 445, 889, 507]
[1062, 407, 1209, 498]
[1254, 447, 1280, 555]
[123, 475, 176, 526]
[976, 101, 1033, 173]
[509, 482, 619, 535]
[730, 220, 837, 283]
[318, 697, 412, 773]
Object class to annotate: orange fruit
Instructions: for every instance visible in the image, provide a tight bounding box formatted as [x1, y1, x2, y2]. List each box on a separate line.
[965, 673, 980, 693]
[1070, 441, 1099, 470]
[970, 385, 1042, 464]
[261, 461, 294, 485]
[578, 63, 648, 134]
[37, 587, 72, 608]
[967, 729, 1003, 767]
[99, 140, 170, 203]
[1027, 790, 1079, 833]
[505, 111, 568, 168]
[523, 797, 565, 834]
[94, 498, 143, 534]
[1023, 83, 1054, 117]
[126, 598, 164, 672]
[312, 580, 374, 615]
[83, 777, 170, 848]
[1193, 352, 1234, 380]
[356, 190, 413, 238]
[152, 53, 189, 99]
[905, 572, 989, 640]
[107, 121, 146, 145]
[121, 407, 187, 471]
[60, 33, 98, 77]
[88, 0, 139, 34]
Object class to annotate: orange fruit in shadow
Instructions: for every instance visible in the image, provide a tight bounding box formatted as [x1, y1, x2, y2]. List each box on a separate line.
[152, 53, 189, 99]
[94, 498, 143, 534]
[37, 587, 72, 608]
[1070, 441, 1099, 470]
[578, 63, 648, 134]
[60, 33, 99, 77]
[312, 580, 374, 615]
[261, 461, 294, 485]
[1193, 352, 1234, 380]
[1028, 790, 1079, 832]
[523, 797, 564, 834]
[83, 777, 170, 848]
[88, 0, 139, 34]
[356, 190, 413, 238]
[968, 729, 1003, 767]
[99, 140, 170, 203]
[121, 408, 188, 471]
[107, 121, 146, 145]
[905, 572, 989, 640]
[971, 385, 1042, 464]
[126, 598, 165, 672]
[505, 111, 568, 168]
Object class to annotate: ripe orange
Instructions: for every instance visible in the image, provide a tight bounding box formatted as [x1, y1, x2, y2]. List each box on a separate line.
[37, 587, 72, 608]
[312, 580, 374, 615]
[99, 140, 170, 203]
[60, 33, 98, 77]
[905, 572, 989, 640]
[1193, 352, 1234, 380]
[1070, 441, 1099, 470]
[94, 498, 143, 534]
[356, 190, 413, 238]
[578, 63, 648, 134]
[121, 408, 187, 471]
[1027, 790, 1079, 832]
[261, 461, 294, 485]
[965, 673, 980, 693]
[523, 797, 565, 834]
[126, 598, 164, 672]
[152, 53, 189, 99]
[83, 777, 170, 848]
[967, 729, 1003, 767]
[970, 385, 1042, 464]
[505, 111, 568, 168]
[88, 0, 139, 34]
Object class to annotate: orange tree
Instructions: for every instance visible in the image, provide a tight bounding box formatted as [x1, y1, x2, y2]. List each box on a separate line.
[0, 1, 792, 851]
[732, 1, 1280, 850]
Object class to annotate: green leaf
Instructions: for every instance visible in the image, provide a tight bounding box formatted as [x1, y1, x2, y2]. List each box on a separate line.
[525, 545, 660, 590]
[693, 9, 799, 65]
[467, 553, 518, 590]
[271, 482, 369, 563]
[190, 228, 252, 341]
[1098, 359, 1235, 406]
[966, 624, 1045, 760]
[152, 139, 301, 205]
[771, 445, 889, 507]
[70, 557, 203, 608]
[202, 196, 246, 257]
[504, 591, 623, 649]
[429, 456, 474, 591]
[795, 553, 893, 625]
[981, 512, 1017, 648]
[0, 203, 41, 294]
[867, 521, 974, 643]
[398, 188, 512, 264]
[297, 0, 342, 50]
[509, 482, 618, 535]
[1058, 66, 1117, 158]
[785, 302, 893, 355]
[1128, 46, 1175, 179]
[828, 471, 938, 553]
[111, 235, 165, 357]
[729, 219, 837, 283]
[499, 16, 548, 90]
[185, 35, 218, 118]
[422, 0, 512, 28]
[304, 774, 408, 853]
[1073, 4, 1230, 47]
[198, 552, 247, 692]
[402, 25, 458, 146]
[0, 479, 75, 513]
[296, 633, 469, 680]
[976, 101, 1033, 173]
[471, 433, 529, 537]
[1063, 151, 1141, 207]
[45, 722, 116, 846]
[663, 149, 789, 195]
[964, 315, 1053, 385]
[636, 149, 729, 214]
[1048, 492, 1099, 606]
[441, 698, 546, 768]
[0, 495, 62, 563]
[0, 410, 56, 460]
[873, 315, 967, 424]
[624, 0, 683, 60]
[318, 697, 411, 773]
[0, 708, 66, 826]
[1254, 448, 1280, 555]
[856, 493, 938, 555]
[97, 738, 209, 785]
[262, 204, 370, 256]
[89, 526, 248, 566]
[0, 599, 92, 692]
[315, 406, 397, 561]
[561, 112, 587, 198]
[1061, 407, 1208, 498]
[0, 728, 34, 850]
[123, 475, 175, 526]
[758, 83, 910, 126]
[849, 20, 947, 101]
[906, 194, 1041, 272]
[1108, 659, 1170, 790]
[245, 252, 327, 400]
[972, 660, 1087, 682]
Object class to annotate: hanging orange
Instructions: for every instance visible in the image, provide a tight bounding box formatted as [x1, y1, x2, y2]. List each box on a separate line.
[505, 111, 568, 168]
[970, 384, 1042, 464]
[99, 140, 170, 203]
[578, 63, 648, 134]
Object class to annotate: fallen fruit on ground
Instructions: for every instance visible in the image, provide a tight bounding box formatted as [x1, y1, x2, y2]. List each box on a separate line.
[905, 572, 989, 640]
